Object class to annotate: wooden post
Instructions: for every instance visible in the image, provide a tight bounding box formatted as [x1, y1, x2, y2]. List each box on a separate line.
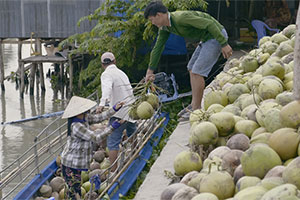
[29, 64, 36, 95]
[36, 39, 45, 92]
[60, 63, 64, 82]
[0, 39, 5, 91]
[20, 62, 25, 98]
[68, 54, 73, 96]
[293, 3, 300, 100]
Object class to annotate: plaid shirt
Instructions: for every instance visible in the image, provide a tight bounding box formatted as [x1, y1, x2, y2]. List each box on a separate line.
[61, 108, 115, 169]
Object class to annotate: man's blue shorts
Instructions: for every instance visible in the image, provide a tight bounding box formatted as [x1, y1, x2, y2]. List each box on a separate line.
[107, 117, 137, 151]
[187, 29, 228, 77]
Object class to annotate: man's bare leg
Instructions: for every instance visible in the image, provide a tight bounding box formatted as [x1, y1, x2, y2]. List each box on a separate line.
[189, 70, 205, 110]
[108, 150, 118, 172]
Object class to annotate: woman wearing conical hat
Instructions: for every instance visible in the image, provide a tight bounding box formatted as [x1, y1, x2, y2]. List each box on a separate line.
[60, 96, 123, 199]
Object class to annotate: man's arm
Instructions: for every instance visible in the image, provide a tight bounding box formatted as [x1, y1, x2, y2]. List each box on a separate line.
[146, 29, 170, 81]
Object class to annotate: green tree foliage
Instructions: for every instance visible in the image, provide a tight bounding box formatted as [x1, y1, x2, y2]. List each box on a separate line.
[62, 0, 207, 95]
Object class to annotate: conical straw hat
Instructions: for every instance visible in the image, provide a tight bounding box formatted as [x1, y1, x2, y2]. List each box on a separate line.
[62, 96, 97, 119]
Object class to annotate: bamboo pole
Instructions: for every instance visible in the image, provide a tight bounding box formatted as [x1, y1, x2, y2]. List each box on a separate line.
[37, 39, 45, 93]
[98, 118, 166, 199]
[293, 3, 300, 100]
[60, 63, 64, 82]
[0, 39, 4, 91]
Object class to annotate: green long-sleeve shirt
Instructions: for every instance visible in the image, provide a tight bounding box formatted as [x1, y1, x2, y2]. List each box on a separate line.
[149, 11, 228, 70]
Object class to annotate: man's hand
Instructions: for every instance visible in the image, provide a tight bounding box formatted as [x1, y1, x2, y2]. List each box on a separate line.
[221, 44, 233, 59]
[145, 69, 155, 82]
[113, 101, 125, 111]
[95, 106, 104, 114]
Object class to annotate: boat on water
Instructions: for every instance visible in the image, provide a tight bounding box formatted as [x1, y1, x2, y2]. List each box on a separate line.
[0, 91, 170, 200]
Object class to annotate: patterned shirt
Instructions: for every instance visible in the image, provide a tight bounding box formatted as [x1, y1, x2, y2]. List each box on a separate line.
[61, 108, 115, 169]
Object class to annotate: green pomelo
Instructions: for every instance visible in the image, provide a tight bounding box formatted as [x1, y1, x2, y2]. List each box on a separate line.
[235, 120, 259, 138]
[136, 101, 154, 119]
[208, 112, 235, 136]
[190, 121, 218, 146]
[280, 100, 300, 128]
[241, 144, 282, 179]
[235, 176, 261, 193]
[269, 128, 300, 161]
[199, 171, 235, 199]
[173, 151, 203, 176]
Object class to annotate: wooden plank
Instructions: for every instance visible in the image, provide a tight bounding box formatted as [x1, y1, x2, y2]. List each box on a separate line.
[20, 62, 25, 98]
[0, 39, 4, 91]
[21, 55, 67, 64]
[69, 54, 73, 96]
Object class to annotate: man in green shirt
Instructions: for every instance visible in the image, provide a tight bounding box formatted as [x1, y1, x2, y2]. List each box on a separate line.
[144, 1, 233, 120]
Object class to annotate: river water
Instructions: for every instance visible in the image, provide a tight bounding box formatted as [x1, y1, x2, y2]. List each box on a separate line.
[0, 43, 67, 198]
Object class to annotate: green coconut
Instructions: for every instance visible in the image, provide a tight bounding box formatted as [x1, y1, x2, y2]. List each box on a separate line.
[146, 93, 159, 109]
[255, 100, 282, 127]
[251, 127, 267, 138]
[171, 186, 199, 200]
[227, 83, 250, 103]
[173, 151, 203, 176]
[240, 56, 259, 73]
[191, 193, 218, 200]
[281, 52, 294, 64]
[280, 100, 300, 128]
[274, 42, 294, 58]
[250, 133, 272, 145]
[190, 121, 218, 146]
[208, 112, 235, 136]
[240, 94, 262, 110]
[262, 41, 278, 55]
[189, 109, 206, 126]
[160, 183, 187, 200]
[199, 170, 235, 199]
[263, 108, 284, 133]
[50, 177, 65, 193]
[271, 33, 289, 44]
[129, 106, 139, 120]
[259, 36, 271, 47]
[81, 171, 89, 184]
[284, 71, 293, 84]
[222, 104, 241, 116]
[269, 128, 300, 161]
[226, 133, 250, 151]
[136, 101, 154, 119]
[261, 183, 299, 200]
[284, 158, 294, 166]
[258, 78, 283, 100]
[240, 104, 257, 119]
[257, 52, 270, 65]
[282, 24, 296, 38]
[284, 80, 293, 91]
[235, 176, 261, 193]
[247, 74, 263, 90]
[285, 60, 294, 74]
[234, 120, 259, 138]
[261, 59, 285, 80]
[276, 91, 294, 106]
[39, 185, 52, 198]
[188, 173, 206, 191]
[249, 48, 263, 57]
[241, 143, 282, 179]
[282, 157, 300, 189]
[234, 186, 268, 200]
[264, 165, 286, 178]
[259, 176, 284, 190]
[206, 104, 224, 114]
[204, 90, 228, 111]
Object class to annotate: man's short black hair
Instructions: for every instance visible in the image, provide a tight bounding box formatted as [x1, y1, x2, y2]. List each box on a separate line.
[144, 1, 168, 19]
